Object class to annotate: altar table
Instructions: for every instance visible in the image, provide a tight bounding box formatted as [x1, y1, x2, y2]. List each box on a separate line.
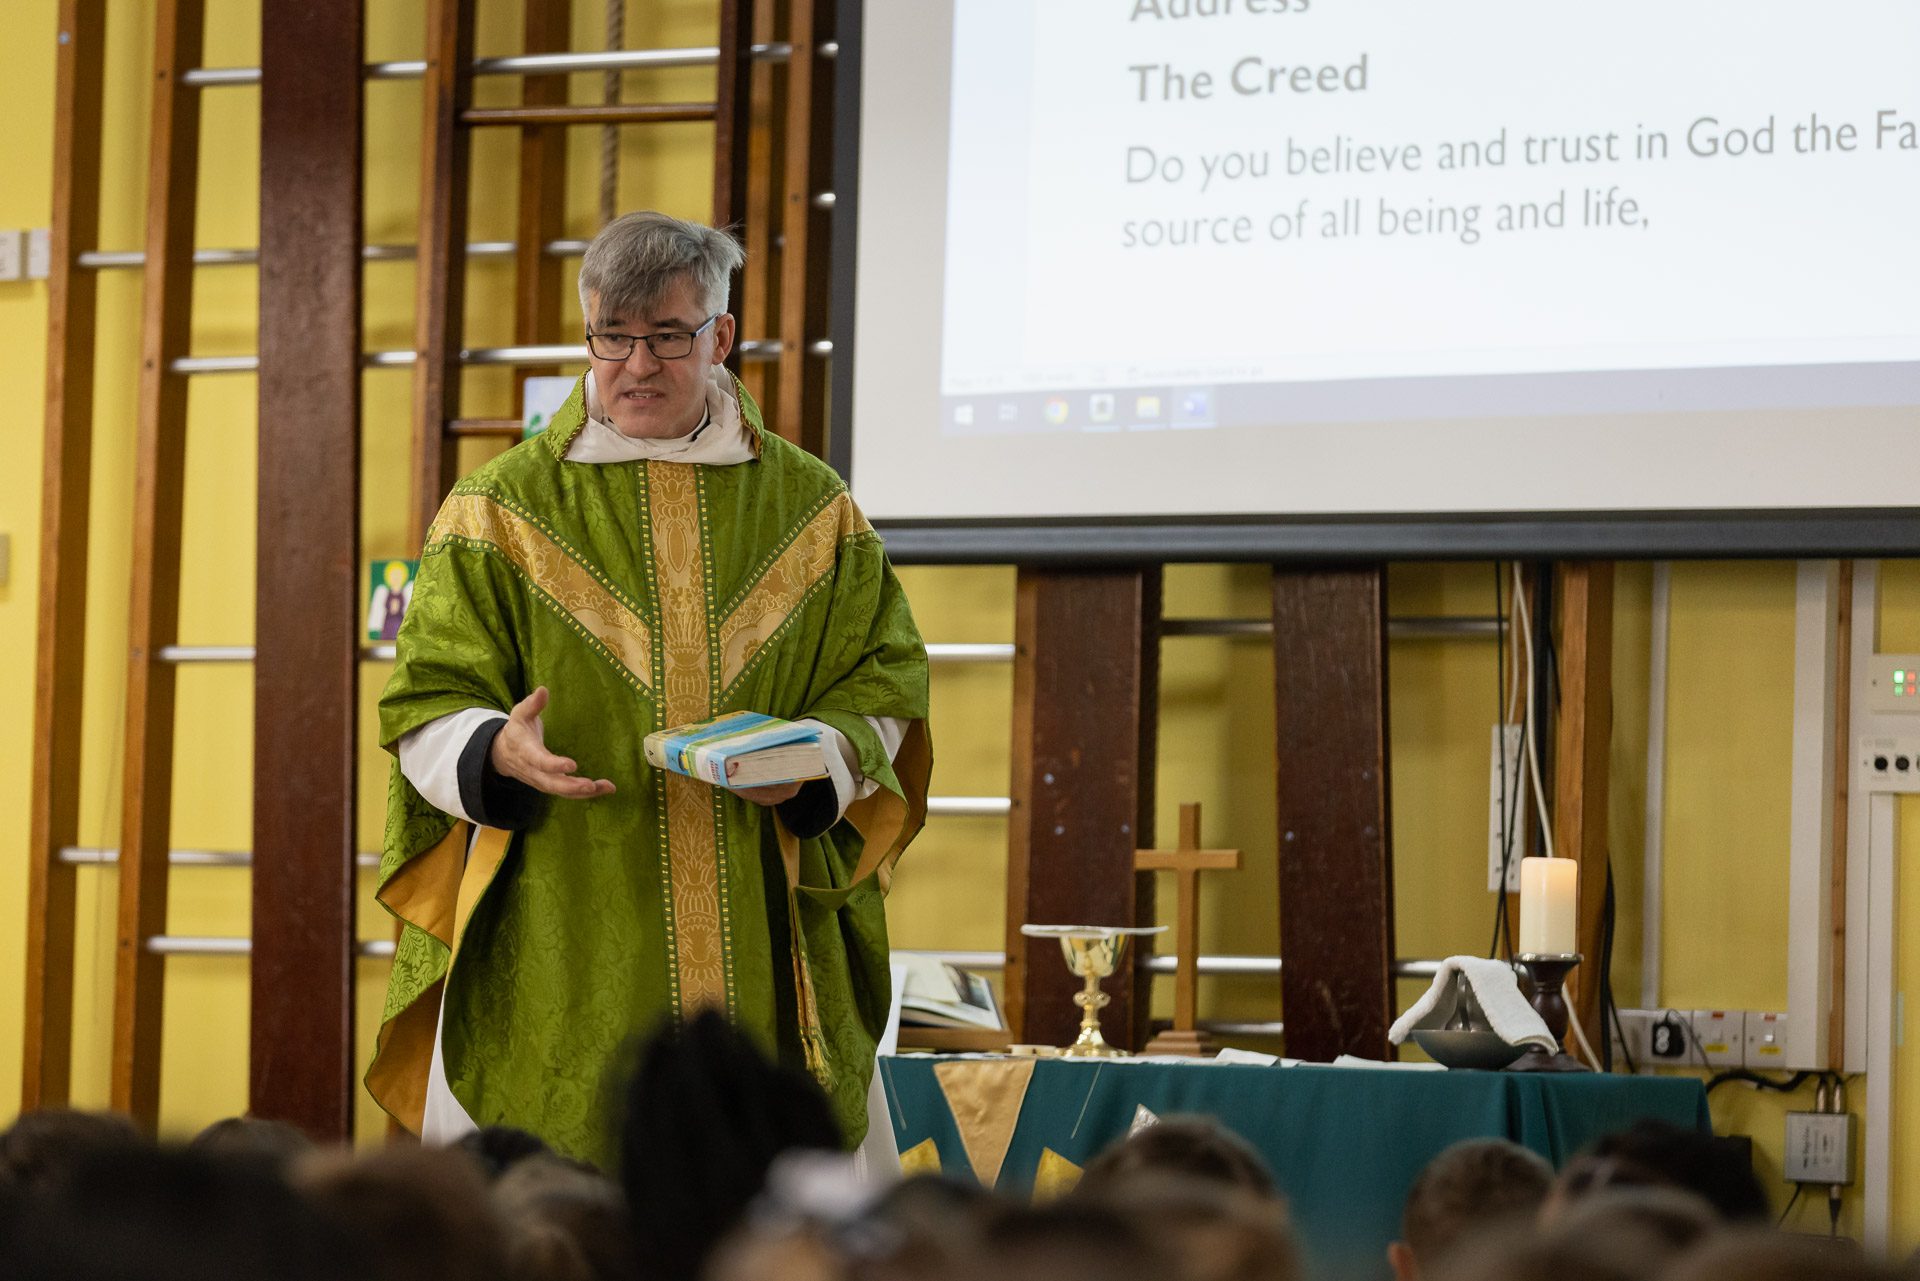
[879, 1056, 1711, 1281]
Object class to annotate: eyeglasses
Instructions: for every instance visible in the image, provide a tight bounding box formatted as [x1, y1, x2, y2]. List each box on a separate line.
[585, 313, 721, 361]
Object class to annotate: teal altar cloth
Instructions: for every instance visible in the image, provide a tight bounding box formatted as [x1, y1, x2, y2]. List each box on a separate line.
[879, 1056, 1711, 1281]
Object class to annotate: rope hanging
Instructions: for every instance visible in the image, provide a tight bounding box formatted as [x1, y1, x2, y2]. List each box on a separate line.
[600, 0, 625, 227]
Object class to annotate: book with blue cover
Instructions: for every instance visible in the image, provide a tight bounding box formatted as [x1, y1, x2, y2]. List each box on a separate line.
[642, 710, 828, 790]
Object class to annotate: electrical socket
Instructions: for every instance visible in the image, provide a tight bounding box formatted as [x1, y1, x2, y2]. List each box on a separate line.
[1858, 737, 1920, 794]
[1784, 1111, 1853, 1184]
[1745, 1011, 1789, 1070]
[0, 230, 22, 282]
[1617, 1008, 1792, 1070]
[1691, 1010, 1745, 1067]
[1611, 1008, 1656, 1068]
[1487, 724, 1523, 892]
[1649, 1011, 1691, 1061]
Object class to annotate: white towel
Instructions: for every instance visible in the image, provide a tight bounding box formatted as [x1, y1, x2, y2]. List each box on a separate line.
[1387, 956, 1558, 1053]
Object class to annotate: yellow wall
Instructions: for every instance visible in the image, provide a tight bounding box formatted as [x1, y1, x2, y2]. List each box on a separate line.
[1, 0, 1915, 1243]
[0, 0, 53, 1149]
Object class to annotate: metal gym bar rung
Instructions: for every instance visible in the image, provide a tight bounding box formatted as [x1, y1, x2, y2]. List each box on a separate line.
[159, 641, 1010, 664]
[177, 43, 835, 89]
[164, 625, 1492, 665]
[60, 847, 382, 870]
[146, 936, 397, 959]
[165, 339, 833, 375]
[77, 239, 594, 270]
[895, 950, 1446, 981]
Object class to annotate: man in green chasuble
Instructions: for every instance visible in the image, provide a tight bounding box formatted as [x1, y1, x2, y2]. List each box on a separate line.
[367, 212, 931, 1168]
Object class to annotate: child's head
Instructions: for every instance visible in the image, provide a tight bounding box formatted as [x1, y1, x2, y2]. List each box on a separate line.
[1389, 1138, 1553, 1280]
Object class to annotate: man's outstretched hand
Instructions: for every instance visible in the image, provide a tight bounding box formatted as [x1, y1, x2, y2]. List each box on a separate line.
[489, 687, 616, 799]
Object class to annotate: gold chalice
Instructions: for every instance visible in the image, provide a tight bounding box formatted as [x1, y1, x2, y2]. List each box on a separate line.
[1020, 925, 1167, 1058]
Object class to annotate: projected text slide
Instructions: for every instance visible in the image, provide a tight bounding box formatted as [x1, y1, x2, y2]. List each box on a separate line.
[940, 0, 1919, 427]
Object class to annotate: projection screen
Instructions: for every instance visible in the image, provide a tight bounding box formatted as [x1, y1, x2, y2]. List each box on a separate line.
[830, 0, 1920, 558]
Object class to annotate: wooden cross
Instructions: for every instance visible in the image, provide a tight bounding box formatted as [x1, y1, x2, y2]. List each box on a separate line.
[1135, 803, 1242, 1057]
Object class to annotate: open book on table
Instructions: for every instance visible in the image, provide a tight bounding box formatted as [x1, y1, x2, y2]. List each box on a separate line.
[897, 952, 1003, 1031]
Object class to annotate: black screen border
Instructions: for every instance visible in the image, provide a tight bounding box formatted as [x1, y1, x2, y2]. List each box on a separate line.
[827, 0, 1920, 565]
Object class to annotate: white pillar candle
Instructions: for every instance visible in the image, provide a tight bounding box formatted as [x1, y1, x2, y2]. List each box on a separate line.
[1518, 856, 1577, 955]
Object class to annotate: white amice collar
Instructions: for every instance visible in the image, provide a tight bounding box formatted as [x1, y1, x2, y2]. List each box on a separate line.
[569, 365, 756, 465]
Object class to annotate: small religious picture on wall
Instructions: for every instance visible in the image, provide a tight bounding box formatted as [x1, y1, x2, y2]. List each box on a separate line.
[366, 559, 418, 641]
[522, 375, 577, 440]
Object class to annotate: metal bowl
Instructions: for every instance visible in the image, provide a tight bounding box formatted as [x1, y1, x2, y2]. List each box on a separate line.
[1411, 1028, 1527, 1071]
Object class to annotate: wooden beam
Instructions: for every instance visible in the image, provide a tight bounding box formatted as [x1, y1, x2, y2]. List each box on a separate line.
[774, 0, 822, 451]
[448, 418, 523, 438]
[734, 0, 780, 407]
[1552, 561, 1614, 1056]
[1005, 569, 1161, 1051]
[252, 0, 364, 1143]
[711, 0, 753, 265]
[712, 0, 753, 386]
[111, 0, 206, 1127]
[409, 0, 476, 548]
[22, 0, 107, 1112]
[795, 0, 836, 460]
[1273, 566, 1395, 1062]
[511, 0, 570, 402]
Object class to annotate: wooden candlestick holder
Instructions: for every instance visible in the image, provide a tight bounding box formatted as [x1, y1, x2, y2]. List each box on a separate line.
[1506, 952, 1590, 1073]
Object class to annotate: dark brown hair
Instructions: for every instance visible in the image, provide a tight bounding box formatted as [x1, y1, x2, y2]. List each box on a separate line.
[1076, 1117, 1276, 1199]
[1400, 1138, 1553, 1263]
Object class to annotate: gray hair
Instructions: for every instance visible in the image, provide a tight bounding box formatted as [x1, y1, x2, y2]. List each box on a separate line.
[577, 211, 744, 325]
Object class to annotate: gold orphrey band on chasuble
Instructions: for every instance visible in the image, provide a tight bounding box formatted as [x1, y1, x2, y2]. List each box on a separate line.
[646, 463, 730, 1013]
[717, 493, 870, 692]
[426, 494, 653, 692]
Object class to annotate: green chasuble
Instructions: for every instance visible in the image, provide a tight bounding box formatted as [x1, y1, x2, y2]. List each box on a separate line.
[367, 375, 931, 1168]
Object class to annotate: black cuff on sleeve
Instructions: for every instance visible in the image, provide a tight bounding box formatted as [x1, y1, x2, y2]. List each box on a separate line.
[775, 777, 841, 841]
[459, 717, 545, 831]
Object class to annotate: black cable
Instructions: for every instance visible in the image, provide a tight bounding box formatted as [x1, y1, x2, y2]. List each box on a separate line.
[1598, 859, 1616, 1072]
[1663, 1008, 1713, 1070]
[1531, 564, 1555, 858]
[1491, 724, 1529, 961]
[1821, 1074, 1849, 1238]
[1546, 576, 1563, 710]
[1777, 1184, 1804, 1228]
[1489, 561, 1506, 959]
[1607, 997, 1638, 1075]
[1493, 562, 1512, 959]
[1704, 1069, 1815, 1096]
[1489, 562, 1520, 963]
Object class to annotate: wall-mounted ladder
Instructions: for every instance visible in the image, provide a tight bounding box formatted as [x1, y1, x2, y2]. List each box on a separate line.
[22, 0, 839, 1140]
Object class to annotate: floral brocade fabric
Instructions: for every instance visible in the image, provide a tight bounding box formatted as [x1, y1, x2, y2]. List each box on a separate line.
[371, 378, 930, 1168]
